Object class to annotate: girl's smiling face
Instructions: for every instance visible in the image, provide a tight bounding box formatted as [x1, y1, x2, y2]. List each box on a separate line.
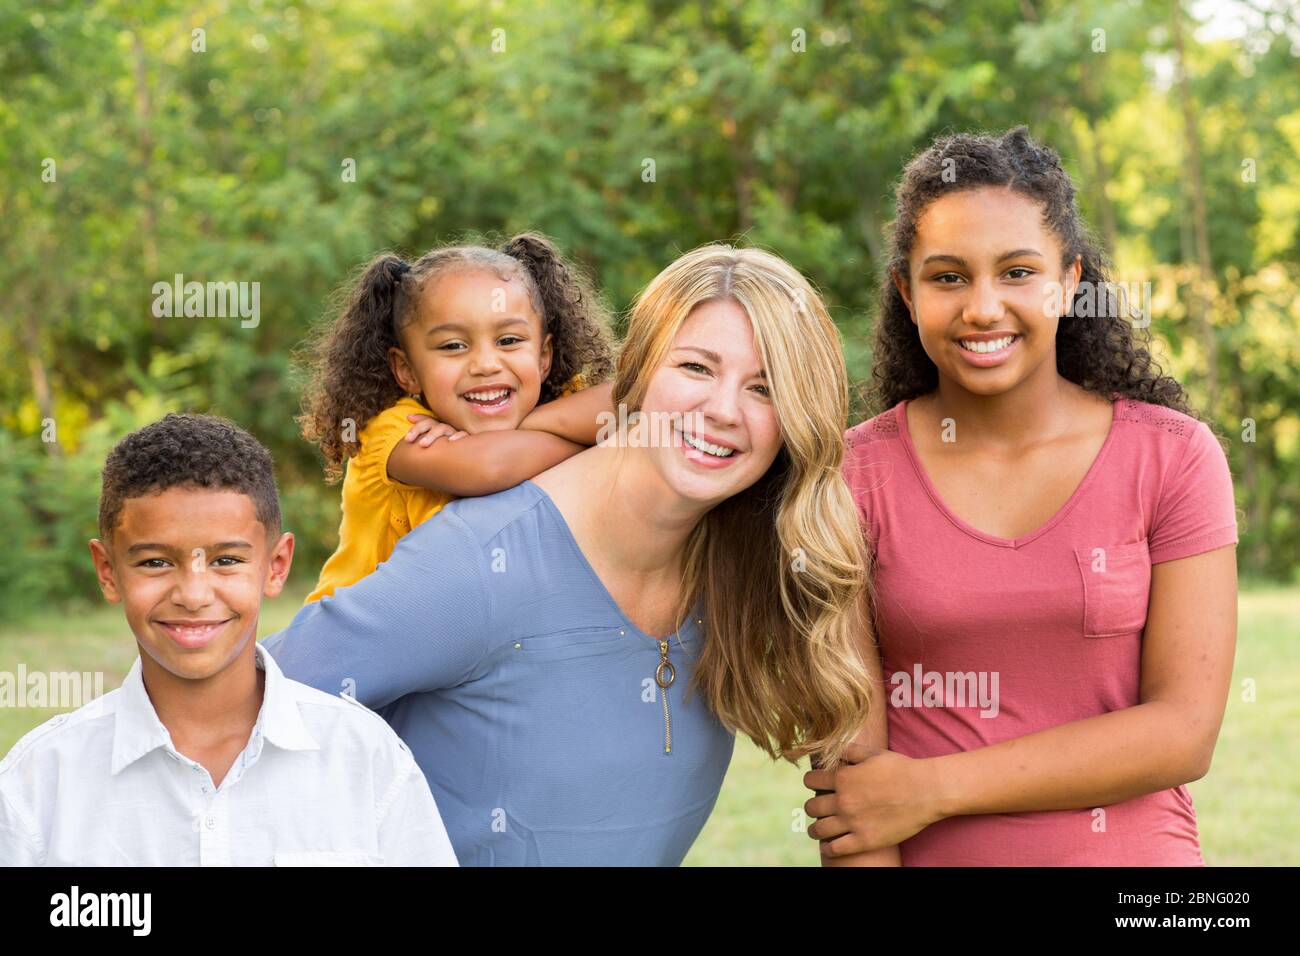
[390, 267, 553, 434]
[895, 186, 1081, 398]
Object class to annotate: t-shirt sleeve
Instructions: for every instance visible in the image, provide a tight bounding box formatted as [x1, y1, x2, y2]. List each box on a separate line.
[558, 372, 587, 397]
[1147, 420, 1238, 564]
[351, 400, 439, 494]
[262, 508, 491, 708]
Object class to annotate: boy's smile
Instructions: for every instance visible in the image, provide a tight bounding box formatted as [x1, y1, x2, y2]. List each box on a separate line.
[89, 487, 294, 683]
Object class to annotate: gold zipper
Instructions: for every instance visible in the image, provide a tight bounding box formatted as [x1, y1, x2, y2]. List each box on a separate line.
[656, 639, 676, 755]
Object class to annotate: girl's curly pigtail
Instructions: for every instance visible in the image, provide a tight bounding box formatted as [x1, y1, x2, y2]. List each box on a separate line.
[296, 253, 413, 483]
[500, 232, 616, 401]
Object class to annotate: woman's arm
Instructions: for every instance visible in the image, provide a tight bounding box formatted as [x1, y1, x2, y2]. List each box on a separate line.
[518, 381, 615, 446]
[805, 545, 1238, 857]
[815, 590, 901, 866]
[388, 428, 584, 498]
[261, 509, 493, 709]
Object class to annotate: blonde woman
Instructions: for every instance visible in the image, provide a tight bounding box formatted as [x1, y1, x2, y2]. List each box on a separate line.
[265, 244, 873, 865]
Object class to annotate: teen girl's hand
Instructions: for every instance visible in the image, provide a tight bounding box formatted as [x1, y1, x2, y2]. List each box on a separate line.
[803, 744, 944, 858]
[404, 414, 468, 447]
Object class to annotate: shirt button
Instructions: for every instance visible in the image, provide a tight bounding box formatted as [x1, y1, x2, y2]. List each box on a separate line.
[205, 816, 216, 830]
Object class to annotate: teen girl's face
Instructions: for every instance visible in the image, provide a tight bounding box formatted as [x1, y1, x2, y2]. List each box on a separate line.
[390, 268, 553, 434]
[635, 299, 783, 508]
[895, 186, 1081, 399]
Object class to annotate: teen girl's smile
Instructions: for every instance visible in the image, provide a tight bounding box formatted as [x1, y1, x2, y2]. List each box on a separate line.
[954, 329, 1022, 368]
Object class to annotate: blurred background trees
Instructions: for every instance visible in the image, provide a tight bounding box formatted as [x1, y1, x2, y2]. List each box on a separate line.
[3, 0, 1297, 615]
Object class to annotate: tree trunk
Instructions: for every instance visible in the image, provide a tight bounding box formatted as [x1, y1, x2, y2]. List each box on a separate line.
[1170, 0, 1219, 414]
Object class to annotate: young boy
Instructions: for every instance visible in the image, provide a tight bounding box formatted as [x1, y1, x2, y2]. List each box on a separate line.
[0, 413, 458, 866]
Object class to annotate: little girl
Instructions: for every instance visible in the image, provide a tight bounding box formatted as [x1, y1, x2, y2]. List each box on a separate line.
[297, 232, 616, 602]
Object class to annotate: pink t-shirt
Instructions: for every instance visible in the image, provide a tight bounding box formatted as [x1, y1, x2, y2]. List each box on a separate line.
[842, 398, 1237, 866]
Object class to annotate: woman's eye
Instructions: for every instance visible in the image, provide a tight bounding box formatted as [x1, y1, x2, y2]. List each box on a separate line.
[681, 362, 709, 374]
[933, 273, 964, 284]
[751, 384, 771, 398]
[1005, 267, 1034, 280]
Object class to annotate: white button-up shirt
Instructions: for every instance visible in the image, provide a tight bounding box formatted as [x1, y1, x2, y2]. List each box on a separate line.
[0, 642, 458, 866]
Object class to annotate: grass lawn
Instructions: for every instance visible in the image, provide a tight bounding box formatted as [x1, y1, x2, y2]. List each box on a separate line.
[2, 585, 1294, 866]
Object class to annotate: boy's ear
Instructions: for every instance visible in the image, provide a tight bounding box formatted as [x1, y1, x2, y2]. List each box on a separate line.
[891, 268, 915, 323]
[388, 346, 420, 397]
[88, 539, 122, 604]
[262, 532, 295, 599]
[539, 333, 554, 384]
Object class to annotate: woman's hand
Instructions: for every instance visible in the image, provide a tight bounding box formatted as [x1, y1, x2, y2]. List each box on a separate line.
[803, 744, 944, 859]
[405, 414, 467, 447]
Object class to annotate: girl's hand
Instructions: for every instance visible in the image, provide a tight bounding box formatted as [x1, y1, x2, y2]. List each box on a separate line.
[803, 744, 944, 859]
[404, 414, 467, 447]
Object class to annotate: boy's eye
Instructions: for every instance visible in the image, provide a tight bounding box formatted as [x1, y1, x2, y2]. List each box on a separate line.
[211, 556, 245, 567]
[135, 558, 170, 569]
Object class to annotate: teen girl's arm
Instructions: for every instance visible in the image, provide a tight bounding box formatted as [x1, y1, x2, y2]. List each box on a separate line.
[387, 428, 585, 498]
[805, 544, 1238, 857]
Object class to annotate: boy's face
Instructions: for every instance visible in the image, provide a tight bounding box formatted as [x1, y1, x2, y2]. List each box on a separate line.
[89, 487, 294, 683]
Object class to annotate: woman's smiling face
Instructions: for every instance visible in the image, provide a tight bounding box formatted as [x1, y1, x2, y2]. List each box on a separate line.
[634, 298, 784, 507]
[896, 186, 1081, 398]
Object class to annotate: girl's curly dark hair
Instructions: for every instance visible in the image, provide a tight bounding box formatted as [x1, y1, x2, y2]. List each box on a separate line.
[297, 232, 616, 482]
[871, 126, 1193, 417]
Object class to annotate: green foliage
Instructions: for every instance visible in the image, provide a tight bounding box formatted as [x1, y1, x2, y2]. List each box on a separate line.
[2, 0, 1297, 608]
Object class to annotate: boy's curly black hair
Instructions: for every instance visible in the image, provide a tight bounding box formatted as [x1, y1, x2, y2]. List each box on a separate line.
[98, 413, 282, 542]
[872, 126, 1193, 416]
[297, 231, 617, 483]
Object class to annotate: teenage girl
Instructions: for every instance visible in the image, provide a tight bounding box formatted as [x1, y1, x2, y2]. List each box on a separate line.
[806, 127, 1237, 866]
[297, 233, 616, 602]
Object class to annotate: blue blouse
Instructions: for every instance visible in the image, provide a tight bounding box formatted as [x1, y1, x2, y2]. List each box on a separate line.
[262, 479, 735, 865]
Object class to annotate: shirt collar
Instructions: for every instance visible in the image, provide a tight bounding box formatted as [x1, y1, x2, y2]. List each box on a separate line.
[111, 641, 319, 776]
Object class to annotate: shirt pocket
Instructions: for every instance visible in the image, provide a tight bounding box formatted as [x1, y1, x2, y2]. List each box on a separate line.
[273, 851, 384, 867]
[1074, 539, 1152, 638]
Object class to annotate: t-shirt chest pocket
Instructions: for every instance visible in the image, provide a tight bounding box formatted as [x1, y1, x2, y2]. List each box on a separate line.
[1073, 539, 1152, 637]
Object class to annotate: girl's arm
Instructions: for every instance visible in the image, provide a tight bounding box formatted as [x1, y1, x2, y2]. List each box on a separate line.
[388, 428, 584, 498]
[518, 381, 616, 446]
[805, 545, 1238, 857]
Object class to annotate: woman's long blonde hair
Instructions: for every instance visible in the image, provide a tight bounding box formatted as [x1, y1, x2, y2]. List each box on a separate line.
[616, 244, 873, 765]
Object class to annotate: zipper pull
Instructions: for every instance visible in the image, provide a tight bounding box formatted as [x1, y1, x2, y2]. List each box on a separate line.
[656, 639, 676, 755]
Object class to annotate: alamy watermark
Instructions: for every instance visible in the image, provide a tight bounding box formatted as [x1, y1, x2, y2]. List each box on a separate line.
[890, 664, 1000, 718]
[151, 274, 260, 328]
[0, 666, 105, 709]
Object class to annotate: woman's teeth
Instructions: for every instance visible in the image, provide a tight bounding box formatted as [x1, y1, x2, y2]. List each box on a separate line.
[682, 431, 735, 458]
[959, 335, 1017, 353]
